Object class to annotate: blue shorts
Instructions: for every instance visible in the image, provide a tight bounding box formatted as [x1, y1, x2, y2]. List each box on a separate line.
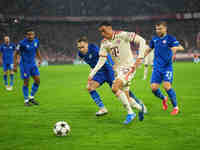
[20, 64, 40, 79]
[92, 69, 114, 87]
[3, 63, 13, 72]
[151, 68, 173, 84]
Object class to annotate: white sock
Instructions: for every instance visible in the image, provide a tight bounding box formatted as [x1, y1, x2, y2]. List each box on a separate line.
[25, 99, 29, 103]
[174, 106, 179, 109]
[129, 98, 142, 111]
[144, 67, 148, 79]
[117, 90, 133, 114]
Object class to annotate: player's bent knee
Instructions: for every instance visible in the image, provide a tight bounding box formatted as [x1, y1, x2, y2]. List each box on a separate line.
[4, 71, 8, 75]
[34, 77, 40, 85]
[151, 84, 159, 92]
[163, 82, 171, 91]
[163, 85, 171, 91]
[112, 86, 119, 94]
[87, 86, 94, 92]
[24, 80, 29, 86]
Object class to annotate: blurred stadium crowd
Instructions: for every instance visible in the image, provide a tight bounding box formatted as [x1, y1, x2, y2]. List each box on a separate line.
[0, 0, 200, 64]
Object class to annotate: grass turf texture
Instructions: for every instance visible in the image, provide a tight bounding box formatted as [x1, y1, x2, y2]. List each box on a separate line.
[0, 62, 199, 150]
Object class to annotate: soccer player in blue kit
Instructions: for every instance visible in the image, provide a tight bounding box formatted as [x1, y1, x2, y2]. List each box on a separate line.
[0, 36, 15, 91]
[14, 29, 42, 106]
[77, 36, 146, 118]
[144, 21, 184, 115]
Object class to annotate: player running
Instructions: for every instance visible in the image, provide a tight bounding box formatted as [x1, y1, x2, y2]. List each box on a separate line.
[77, 36, 147, 117]
[144, 21, 184, 115]
[88, 22, 147, 124]
[0, 36, 16, 91]
[14, 29, 42, 106]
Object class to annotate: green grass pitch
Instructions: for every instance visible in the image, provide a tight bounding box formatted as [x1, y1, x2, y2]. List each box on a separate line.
[0, 62, 200, 150]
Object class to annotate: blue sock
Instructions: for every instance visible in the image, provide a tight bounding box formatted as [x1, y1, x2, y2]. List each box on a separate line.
[3, 75, 8, 86]
[10, 74, 14, 86]
[23, 86, 29, 100]
[30, 83, 39, 97]
[152, 89, 165, 100]
[129, 91, 142, 104]
[89, 90, 104, 108]
[166, 88, 177, 107]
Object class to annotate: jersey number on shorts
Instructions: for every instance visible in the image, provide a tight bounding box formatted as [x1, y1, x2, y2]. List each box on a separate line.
[111, 47, 119, 57]
[166, 71, 172, 80]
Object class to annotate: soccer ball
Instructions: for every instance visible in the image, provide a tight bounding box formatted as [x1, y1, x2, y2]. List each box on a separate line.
[53, 121, 70, 136]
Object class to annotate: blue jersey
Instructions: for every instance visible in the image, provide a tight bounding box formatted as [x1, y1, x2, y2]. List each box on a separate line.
[149, 34, 179, 70]
[78, 44, 114, 71]
[16, 38, 39, 66]
[0, 43, 16, 64]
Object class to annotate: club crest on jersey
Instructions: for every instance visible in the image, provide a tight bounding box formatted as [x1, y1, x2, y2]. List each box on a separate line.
[89, 54, 92, 59]
[162, 40, 167, 44]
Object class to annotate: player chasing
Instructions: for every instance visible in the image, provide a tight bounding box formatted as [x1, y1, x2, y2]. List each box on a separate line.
[144, 21, 184, 115]
[0, 36, 16, 91]
[77, 36, 147, 117]
[14, 29, 42, 106]
[88, 22, 147, 124]
[143, 44, 154, 80]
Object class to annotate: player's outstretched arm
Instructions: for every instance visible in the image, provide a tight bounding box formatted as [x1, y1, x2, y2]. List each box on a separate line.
[13, 51, 20, 72]
[36, 50, 42, 67]
[171, 45, 184, 53]
[88, 56, 107, 80]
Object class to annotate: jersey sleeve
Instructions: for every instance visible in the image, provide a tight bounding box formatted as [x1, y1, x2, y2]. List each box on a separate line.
[119, 31, 136, 42]
[149, 39, 154, 49]
[169, 36, 179, 47]
[99, 41, 109, 57]
[78, 51, 82, 58]
[35, 40, 40, 51]
[92, 44, 100, 53]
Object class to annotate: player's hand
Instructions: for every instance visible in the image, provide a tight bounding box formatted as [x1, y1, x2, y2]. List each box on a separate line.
[38, 59, 42, 67]
[179, 45, 184, 51]
[130, 66, 136, 73]
[13, 64, 18, 72]
[125, 66, 135, 81]
[112, 65, 117, 71]
[88, 76, 92, 82]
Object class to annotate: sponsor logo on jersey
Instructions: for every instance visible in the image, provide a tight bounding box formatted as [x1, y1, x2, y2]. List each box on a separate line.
[89, 54, 92, 59]
[34, 42, 37, 47]
[163, 40, 167, 44]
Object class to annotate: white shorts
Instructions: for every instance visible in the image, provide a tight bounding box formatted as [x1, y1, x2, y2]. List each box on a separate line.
[144, 51, 154, 65]
[114, 66, 135, 91]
